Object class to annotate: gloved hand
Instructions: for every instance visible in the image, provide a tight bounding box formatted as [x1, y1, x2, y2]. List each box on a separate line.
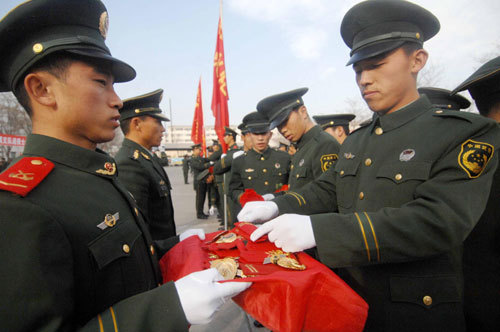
[233, 151, 244, 159]
[175, 268, 252, 325]
[262, 193, 275, 201]
[237, 201, 279, 223]
[250, 214, 316, 253]
[179, 228, 205, 242]
[209, 161, 215, 166]
[209, 205, 218, 216]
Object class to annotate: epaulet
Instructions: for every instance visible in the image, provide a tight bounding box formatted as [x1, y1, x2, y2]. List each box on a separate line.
[0, 157, 54, 197]
[431, 108, 477, 123]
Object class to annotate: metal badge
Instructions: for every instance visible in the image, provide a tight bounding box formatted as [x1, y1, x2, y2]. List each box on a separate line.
[245, 168, 254, 172]
[210, 258, 238, 280]
[99, 12, 109, 39]
[133, 150, 139, 159]
[97, 212, 120, 230]
[344, 152, 355, 160]
[399, 149, 415, 162]
[275, 163, 280, 169]
[299, 159, 304, 167]
[96, 162, 116, 175]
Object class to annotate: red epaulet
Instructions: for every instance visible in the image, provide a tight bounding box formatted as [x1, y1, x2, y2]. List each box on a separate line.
[0, 157, 54, 197]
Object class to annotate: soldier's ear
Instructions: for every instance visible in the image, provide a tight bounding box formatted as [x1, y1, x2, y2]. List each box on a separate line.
[410, 48, 428, 75]
[24, 71, 57, 108]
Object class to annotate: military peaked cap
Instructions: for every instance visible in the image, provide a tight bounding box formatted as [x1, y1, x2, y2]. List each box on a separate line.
[120, 89, 169, 121]
[313, 114, 356, 129]
[418, 87, 470, 111]
[224, 126, 238, 137]
[341, 0, 440, 65]
[0, 0, 135, 92]
[191, 144, 202, 150]
[237, 123, 250, 135]
[452, 56, 500, 114]
[257, 88, 308, 129]
[242, 112, 270, 134]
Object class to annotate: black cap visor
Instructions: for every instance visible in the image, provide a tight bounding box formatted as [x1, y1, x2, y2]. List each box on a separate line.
[347, 40, 407, 66]
[269, 108, 293, 130]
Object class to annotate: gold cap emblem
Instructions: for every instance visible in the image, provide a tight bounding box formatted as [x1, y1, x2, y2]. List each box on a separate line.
[99, 12, 109, 39]
[32, 43, 43, 54]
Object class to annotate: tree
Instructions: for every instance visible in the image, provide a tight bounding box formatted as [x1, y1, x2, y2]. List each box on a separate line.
[0, 92, 31, 160]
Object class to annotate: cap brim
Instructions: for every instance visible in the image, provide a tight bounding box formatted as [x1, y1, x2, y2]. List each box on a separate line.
[150, 113, 170, 121]
[269, 108, 293, 129]
[66, 48, 136, 83]
[346, 40, 406, 66]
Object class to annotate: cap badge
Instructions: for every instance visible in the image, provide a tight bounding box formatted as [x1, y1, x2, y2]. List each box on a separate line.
[99, 11, 109, 40]
[32, 43, 43, 54]
[299, 159, 305, 167]
[399, 149, 415, 162]
[275, 163, 280, 169]
[96, 162, 116, 175]
[97, 212, 120, 230]
[344, 152, 355, 160]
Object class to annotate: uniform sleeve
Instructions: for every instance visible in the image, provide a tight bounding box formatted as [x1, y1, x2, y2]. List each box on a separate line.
[311, 127, 500, 268]
[311, 138, 340, 181]
[213, 149, 238, 175]
[228, 158, 244, 207]
[190, 158, 209, 172]
[0, 195, 189, 332]
[116, 158, 151, 218]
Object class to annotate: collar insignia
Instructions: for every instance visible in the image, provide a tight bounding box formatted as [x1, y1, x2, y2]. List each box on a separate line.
[141, 152, 150, 160]
[399, 149, 415, 162]
[96, 162, 116, 175]
[133, 150, 139, 159]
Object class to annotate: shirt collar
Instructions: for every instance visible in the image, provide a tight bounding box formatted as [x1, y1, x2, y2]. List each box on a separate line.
[23, 134, 117, 178]
[297, 125, 321, 149]
[373, 96, 432, 133]
[249, 147, 271, 160]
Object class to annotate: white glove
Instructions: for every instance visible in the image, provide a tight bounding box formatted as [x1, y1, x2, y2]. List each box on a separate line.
[179, 228, 206, 242]
[233, 151, 244, 159]
[262, 193, 275, 201]
[209, 205, 218, 216]
[237, 201, 279, 223]
[175, 268, 251, 325]
[209, 161, 215, 166]
[250, 214, 316, 253]
[221, 153, 227, 159]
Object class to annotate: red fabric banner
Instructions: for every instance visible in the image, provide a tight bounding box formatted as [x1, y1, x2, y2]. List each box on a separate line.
[160, 223, 368, 332]
[211, 16, 229, 152]
[191, 78, 207, 156]
[0, 134, 26, 147]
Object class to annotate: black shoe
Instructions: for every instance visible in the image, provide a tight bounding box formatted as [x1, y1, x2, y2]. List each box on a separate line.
[197, 214, 209, 219]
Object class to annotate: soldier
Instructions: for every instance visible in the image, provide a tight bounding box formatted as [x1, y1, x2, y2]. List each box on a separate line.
[418, 87, 471, 111]
[312, 114, 356, 144]
[0, 1, 250, 331]
[238, 1, 499, 331]
[452, 56, 500, 332]
[257, 88, 340, 193]
[206, 145, 218, 216]
[229, 112, 290, 209]
[190, 144, 210, 219]
[115, 89, 176, 240]
[182, 154, 191, 184]
[238, 122, 253, 151]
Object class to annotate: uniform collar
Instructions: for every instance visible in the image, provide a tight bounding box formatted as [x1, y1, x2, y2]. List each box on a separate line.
[23, 134, 117, 178]
[297, 125, 321, 150]
[123, 138, 152, 158]
[373, 95, 432, 133]
[229, 143, 238, 151]
[249, 147, 271, 160]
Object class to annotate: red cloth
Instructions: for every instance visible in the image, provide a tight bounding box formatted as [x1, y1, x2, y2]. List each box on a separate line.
[275, 184, 289, 193]
[191, 78, 207, 156]
[160, 223, 368, 332]
[239, 188, 264, 207]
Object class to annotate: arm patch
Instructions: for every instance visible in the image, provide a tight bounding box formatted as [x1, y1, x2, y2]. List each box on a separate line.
[320, 154, 338, 172]
[458, 139, 494, 178]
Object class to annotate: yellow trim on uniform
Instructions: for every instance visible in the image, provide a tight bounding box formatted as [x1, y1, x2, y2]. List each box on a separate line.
[221, 156, 226, 168]
[97, 314, 104, 332]
[289, 191, 306, 205]
[364, 212, 380, 262]
[286, 191, 306, 206]
[110, 307, 118, 332]
[354, 212, 371, 261]
[285, 192, 302, 206]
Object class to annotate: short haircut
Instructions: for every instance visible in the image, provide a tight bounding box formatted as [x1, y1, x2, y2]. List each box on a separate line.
[340, 124, 350, 135]
[401, 41, 423, 56]
[120, 117, 133, 135]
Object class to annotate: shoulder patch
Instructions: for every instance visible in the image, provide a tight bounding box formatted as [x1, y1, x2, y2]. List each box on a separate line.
[0, 157, 54, 196]
[458, 139, 494, 178]
[320, 154, 338, 172]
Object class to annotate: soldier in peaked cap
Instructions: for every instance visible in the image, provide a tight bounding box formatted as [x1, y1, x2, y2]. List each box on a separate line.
[257, 88, 340, 193]
[453, 56, 500, 332]
[115, 89, 179, 241]
[418, 87, 470, 111]
[313, 114, 356, 144]
[238, 122, 253, 151]
[229, 112, 290, 210]
[239, 1, 499, 332]
[0, 1, 250, 331]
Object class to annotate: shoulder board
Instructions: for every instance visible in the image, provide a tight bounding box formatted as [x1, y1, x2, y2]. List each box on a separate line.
[431, 109, 478, 123]
[0, 157, 54, 197]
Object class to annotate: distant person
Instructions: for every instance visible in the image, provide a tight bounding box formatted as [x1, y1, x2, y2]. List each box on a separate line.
[313, 114, 356, 144]
[182, 154, 191, 184]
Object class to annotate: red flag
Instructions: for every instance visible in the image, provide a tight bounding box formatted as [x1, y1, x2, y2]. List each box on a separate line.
[211, 16, 229, 152]
[191, 78, 207, 156]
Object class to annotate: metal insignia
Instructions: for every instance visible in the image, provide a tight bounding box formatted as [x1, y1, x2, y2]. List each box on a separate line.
[264, 250, 306, 270]
[96, 162, 116, 175]
[458, 139, 494, 178]
[344, 152, 355, 159]
[399, 149, 415, 162]
[210, 258, 238, 280]
[99, 11, 109, 39]
[133, 150, 139, 159]
[97, 212, 119, 230]
[275, 163, 280, 169]
[299, 159, 304, 167]
[141, 152, 150, 160]
[245, 168, 254, 172]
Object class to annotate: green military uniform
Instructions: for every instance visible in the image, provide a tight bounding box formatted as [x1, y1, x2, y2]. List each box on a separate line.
[313, 113, 356, 137]
[270, 1, 500, 331]
[0, 1, 187, 331]
[182, 156, 190, 184]
[453, 56, 500, 332]
[190, 145, 217, 218]
[0, 135, 187, 331]
[115, 138, 176, 240]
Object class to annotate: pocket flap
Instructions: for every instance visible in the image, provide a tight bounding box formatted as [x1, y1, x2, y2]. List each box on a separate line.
[335, 159, 360, 177]
[376, 162, 431, 183]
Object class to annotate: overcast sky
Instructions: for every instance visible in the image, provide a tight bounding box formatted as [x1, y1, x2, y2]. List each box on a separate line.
[1, 0, 499, 126]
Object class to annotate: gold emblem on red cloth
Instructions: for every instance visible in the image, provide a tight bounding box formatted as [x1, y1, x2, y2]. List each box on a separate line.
[264, 250, 306, 271]
[210, 258, 238, 280]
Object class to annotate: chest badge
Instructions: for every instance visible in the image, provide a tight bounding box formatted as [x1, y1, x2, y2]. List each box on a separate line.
[245, 168, 254, 173]
[399, 149, 415, 162]
[344, 152, 355, 160]
[299, 159, 305, 167]
[275, 163, 281, 169]
[97, 212, 120, 230]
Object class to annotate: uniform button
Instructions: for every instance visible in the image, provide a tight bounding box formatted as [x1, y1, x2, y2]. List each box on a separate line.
[248, 176, 252, 180]
[395, 173, 402, 181]
[263, 169, 267, 173]
[264, 181, 269, 185]
[150, 245, 155, 255]
[423, 295, 432, 306]
[291, 165, 294, 170]
[279, 173, 282, 176]
[365, 158, 372, 166]
[375, 127, 383, 135]
[134, 208, 139, 216]
[260, 157, 265, 161]
[359, 192, 364, 200]
[340, 170, 345, 176]
[296, 174, 300, 178]
[122, 244, 130, 254]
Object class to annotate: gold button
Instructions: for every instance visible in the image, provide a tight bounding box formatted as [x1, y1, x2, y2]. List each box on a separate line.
[296, 174, 300, 178]
[423, 295, 432, 306]
[435, 110, 443, 114]
[122, 244, 130, 253]
[31, 159, 43, 165]
[260, 157, 265, 161]
[291, 165, 294, 170]
[359, 192, 364, 200]
[415, 32, 421, 39]
[264, 181, 269, 185]
[279, 173, 282, 176]
[375, 127, 383, 135]
[150, 245, 155, 255]
[32, 43, 43, 53]
[395, 173, 402, 181]
[248, 176, 252, 180]
[447, 104, 452, 109]
[340, 170, 345, 176]
[263, 169, 267, 173]
[134, 207, 139, 216]
[365, 158, 372, 166]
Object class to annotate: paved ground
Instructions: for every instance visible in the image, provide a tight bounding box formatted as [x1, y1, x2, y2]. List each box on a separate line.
[165, 166, 271, 332]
